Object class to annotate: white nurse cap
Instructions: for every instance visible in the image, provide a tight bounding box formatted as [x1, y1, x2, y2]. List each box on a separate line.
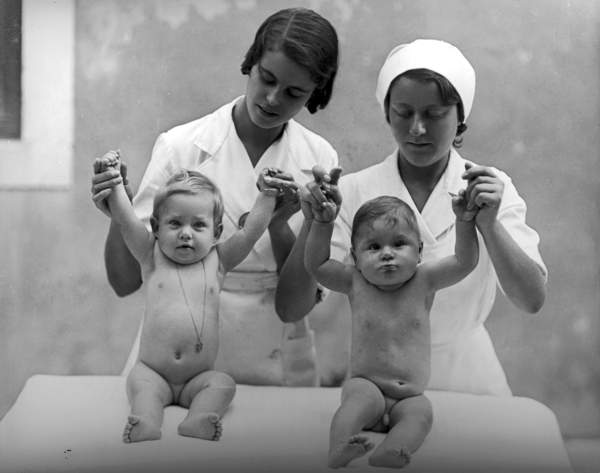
[375, 39, 476, 121]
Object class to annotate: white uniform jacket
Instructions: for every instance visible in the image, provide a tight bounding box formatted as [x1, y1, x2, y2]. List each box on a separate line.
[129, 97, 339, 385]
[331, 149, 547, 396]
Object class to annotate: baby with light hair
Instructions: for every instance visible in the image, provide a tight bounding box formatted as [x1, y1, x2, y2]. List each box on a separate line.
[96, 150, 293, 443]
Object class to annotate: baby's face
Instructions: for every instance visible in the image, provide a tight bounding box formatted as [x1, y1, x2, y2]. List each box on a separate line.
[154, 191, 218, 265]
[353, 216, 421, 289]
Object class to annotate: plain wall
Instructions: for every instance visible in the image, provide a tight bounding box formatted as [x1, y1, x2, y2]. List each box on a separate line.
[1, 0, 598, 438]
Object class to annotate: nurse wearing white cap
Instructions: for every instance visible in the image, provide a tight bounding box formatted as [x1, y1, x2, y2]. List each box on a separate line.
[328, 39, 548, 396]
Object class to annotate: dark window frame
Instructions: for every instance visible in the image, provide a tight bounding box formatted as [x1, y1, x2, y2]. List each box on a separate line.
[0, 0, 22, 139]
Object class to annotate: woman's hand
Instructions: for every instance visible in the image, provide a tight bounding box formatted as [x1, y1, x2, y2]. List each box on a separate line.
[257, 167, 299, 198]
[299, 165, 342, 223]
[91, 151, 133, 217]
[462, 162, 504, 228]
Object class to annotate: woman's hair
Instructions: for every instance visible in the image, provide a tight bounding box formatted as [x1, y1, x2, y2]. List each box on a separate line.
[385, 68, 468, 148]
[152, 169, 224, 234]
[351, 196, 420, 248]
[241, 7, 339, 113]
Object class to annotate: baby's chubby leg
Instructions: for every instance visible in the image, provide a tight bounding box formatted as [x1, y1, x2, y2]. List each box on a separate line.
[123, 362, 173, 443]
[328, 377, 384, 468]
[177, 370, 236, 441]
[369, 393, 433, 469]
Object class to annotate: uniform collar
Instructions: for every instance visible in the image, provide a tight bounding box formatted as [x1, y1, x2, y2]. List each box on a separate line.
[192, 96, 240, 157]
[191, 96, 315, 171]
[382, 148, 468, 243]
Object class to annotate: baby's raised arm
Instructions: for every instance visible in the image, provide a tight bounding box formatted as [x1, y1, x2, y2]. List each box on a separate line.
[100, 151, 154, 263]
[217, 169, 286, 273]
[302, 172, 352, 295]
[422, 190, 479, 291]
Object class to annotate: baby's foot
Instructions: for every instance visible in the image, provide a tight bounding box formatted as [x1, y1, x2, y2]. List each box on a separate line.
[122, 415, 161, 443]
[328, 435, 374, 468]
[368, 446, 411, 469]
[178, 412, 222, 441]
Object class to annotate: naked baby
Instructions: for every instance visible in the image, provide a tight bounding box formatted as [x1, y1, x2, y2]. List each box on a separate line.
[97, 150, 290, 443]
[303, 180, 479, 468]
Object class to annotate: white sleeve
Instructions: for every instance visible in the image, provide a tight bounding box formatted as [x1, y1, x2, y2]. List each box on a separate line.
[132, 133, 178, 229]
[496, 169, 548, 281]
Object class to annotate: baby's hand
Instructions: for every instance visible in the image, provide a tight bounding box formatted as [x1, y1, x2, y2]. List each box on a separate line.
[95, 150, 121, 173]
[300, 165, 343, 223]
[450, 189, 478, 222]
[257, 167, 299, 198]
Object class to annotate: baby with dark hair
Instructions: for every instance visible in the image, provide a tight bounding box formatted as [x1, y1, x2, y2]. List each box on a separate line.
[303, 185, 479, 468]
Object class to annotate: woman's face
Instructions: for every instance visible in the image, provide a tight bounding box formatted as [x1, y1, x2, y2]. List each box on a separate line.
[245, 49, 317, 129]
[387, 75, 459, 168]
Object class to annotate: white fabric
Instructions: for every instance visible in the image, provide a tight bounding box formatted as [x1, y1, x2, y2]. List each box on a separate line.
[375, 39, 476, 120]
[331, 149, 547, 396]
[126, 97, 339, 384]
[0, 375, 573, 473]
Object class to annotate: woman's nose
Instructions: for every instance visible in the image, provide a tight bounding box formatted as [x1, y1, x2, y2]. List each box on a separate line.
[266, 86, 280, 106]
[409, 115, 426, 136]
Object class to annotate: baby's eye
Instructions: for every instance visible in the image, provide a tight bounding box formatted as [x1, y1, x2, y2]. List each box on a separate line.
[193, 222, 206, 230]
[368, 243, 380, 251]
[394, 241, 405, 247]
[168, 220, 180, 227]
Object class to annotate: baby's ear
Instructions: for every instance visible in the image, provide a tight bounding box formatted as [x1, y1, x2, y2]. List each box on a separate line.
[150, 216, 159, 236]
[214, 222, 223, 240]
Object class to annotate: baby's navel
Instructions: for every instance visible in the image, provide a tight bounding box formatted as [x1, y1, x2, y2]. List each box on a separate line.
[174, 350, 181, 360]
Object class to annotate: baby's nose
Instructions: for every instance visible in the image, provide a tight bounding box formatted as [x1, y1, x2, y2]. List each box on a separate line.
[179, 227, 192, 239]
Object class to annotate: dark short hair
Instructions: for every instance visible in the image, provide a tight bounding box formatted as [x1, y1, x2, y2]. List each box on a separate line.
[152, 169, 224, 234]
[351, 195, 420, 248]
[385, 68, 468, 147]
[241, 8, 339, 113]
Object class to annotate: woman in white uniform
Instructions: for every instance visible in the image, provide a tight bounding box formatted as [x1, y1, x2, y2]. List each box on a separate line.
[91, 8, 340, 387]
[292, 39, 548, 396]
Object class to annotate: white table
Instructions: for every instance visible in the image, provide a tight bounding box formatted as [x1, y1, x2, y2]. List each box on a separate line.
[0, 375, 573, 473]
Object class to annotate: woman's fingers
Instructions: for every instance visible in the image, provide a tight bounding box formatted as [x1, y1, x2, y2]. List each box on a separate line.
[328, 167, 343, 185]
[92, 172, 122, 193]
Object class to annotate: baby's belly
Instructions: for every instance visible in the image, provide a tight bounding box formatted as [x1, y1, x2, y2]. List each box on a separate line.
[350, 340, 430, 399]
[139, 315, 219, 385]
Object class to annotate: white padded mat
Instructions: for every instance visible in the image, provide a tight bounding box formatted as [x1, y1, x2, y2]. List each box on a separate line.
[0, 375, 573, 473]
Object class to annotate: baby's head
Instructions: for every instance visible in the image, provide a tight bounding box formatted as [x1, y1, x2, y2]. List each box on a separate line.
[151, 170, 224, 264]
[351, 196, 422, 288]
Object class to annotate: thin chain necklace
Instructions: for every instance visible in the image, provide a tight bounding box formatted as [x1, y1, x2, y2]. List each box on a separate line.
[175, 261, 206, 353]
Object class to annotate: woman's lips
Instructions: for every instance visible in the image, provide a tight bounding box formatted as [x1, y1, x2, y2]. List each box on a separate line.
[258, 104, 278, 117]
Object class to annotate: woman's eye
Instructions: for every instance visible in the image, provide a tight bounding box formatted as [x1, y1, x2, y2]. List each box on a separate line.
[260, 73, 275, 85]
[427, 108, 447, 118]
[287, 89, 305, 99]
[392, 108, 411, 118]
